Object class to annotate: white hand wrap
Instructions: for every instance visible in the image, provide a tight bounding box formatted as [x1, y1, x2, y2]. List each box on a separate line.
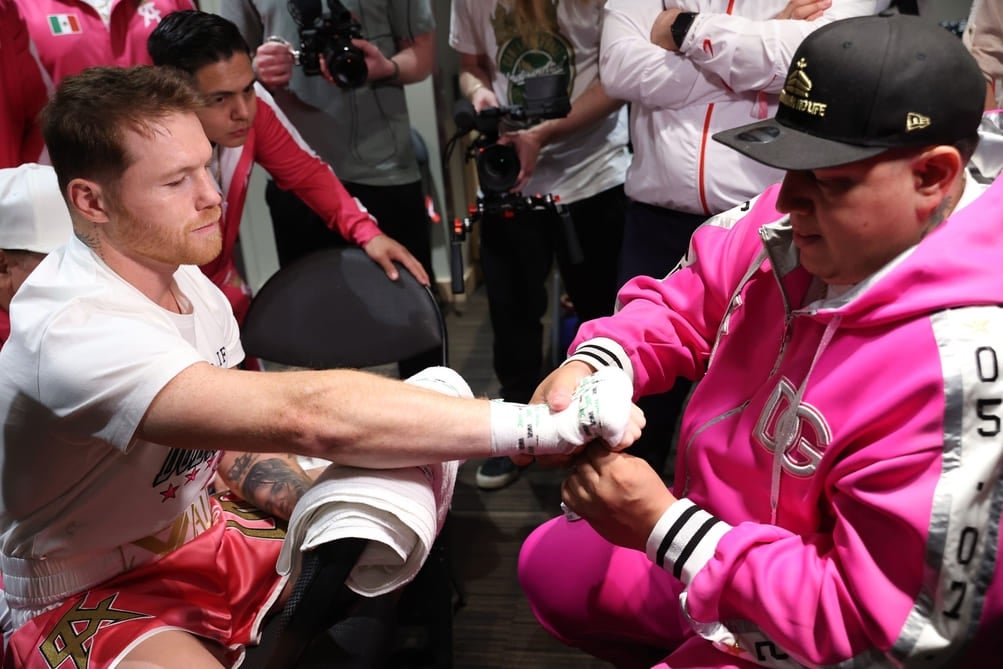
[489, 367, 633, 456]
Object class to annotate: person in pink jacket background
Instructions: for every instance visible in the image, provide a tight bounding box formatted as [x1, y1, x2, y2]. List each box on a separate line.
[0, 1, 50, 168]
[13, 0, 196, 82]
[1, 0, 193, 177]
[519, 14, 1001, 668]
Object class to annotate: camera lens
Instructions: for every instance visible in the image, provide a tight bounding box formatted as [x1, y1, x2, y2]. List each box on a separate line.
[477, 144, 521, 194]
[325, 42, 368, 88]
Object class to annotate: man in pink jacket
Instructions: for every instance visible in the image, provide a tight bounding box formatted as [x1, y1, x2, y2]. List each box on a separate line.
[148, 10, 426, 323]
[519, 14, 1001, 668]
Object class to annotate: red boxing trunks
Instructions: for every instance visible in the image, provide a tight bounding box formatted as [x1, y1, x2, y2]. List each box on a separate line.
[5, 493, 288, 669]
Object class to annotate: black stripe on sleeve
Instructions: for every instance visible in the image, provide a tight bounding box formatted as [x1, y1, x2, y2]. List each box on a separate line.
[655, 503, 700, 567]
[673, 517, 722, 579]
[580, 344, 625, 369]
[575, 349, 612, 369]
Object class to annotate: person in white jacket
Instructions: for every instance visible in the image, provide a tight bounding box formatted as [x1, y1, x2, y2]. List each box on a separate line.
[598, 0, 891, 475]
[964, 0, 1003, 109]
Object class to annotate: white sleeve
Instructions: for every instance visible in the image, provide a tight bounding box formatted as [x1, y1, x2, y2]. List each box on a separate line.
[563, 337, 634, 383]
[600, 0, 890, 109]
[600, 0, 715, 110]
[683, 1, 891, 94]
[965, 0, 1003, 86]
[448, 0, 484, 55]
[36, 306, 204, 452]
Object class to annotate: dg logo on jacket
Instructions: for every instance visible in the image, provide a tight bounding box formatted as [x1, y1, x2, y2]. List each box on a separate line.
[754, 378, 831, 477]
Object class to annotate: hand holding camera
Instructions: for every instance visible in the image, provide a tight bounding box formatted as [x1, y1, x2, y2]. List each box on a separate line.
[348, 38, 400, 83]
[288, 0, 367, 88]
[452, 73, 570, 195]
[254, 39, 297, 89]
[497, 126, 547, 194]
[446, 74, 583, 294]
[468, 83, 499, 113]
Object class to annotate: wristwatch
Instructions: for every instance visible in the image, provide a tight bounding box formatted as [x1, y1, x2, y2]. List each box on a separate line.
[671, 11, 698, 49]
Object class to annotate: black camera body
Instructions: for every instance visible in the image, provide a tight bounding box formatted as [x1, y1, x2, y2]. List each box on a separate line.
[453, 74, 571, 195]
[447, 74, 581, 294]
[288, 0, 367, 88]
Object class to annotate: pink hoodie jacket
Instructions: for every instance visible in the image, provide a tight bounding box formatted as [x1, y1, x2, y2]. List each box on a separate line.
[569, 178, 1003, 666]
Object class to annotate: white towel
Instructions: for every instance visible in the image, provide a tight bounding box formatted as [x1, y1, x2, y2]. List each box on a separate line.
[276, 460, 458, 596]
[277, 366, 470, 597]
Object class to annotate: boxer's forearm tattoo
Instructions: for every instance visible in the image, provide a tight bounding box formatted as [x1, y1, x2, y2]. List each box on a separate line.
[225, 454, 311, 521]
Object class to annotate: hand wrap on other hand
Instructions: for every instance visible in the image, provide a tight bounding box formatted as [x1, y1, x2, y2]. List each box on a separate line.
[489, 367, 633, 456]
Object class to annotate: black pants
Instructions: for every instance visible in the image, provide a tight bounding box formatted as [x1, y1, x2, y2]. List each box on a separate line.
[479, 185, 626, 403]
[266, 179, 441, 377]
[616, 200, 707, 476]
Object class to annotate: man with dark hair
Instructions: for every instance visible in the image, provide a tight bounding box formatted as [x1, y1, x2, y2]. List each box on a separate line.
[222, 0, 443, 380]
[0, 64, 643, 669]
[147, 9, 426, 325]
[519, 14, 1001, 667]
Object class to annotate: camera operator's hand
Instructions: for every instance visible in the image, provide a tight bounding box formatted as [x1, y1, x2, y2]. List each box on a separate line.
[470, 85, 499, 113]
[350, 38, 398, 82]
[499, 123, 550, 193]
[362, 234, 430, 286]
[317, 38, 394, 85]
[253, 40, 297, 90]
[316, 34, 433, 88]
[459, 54, 499, 112]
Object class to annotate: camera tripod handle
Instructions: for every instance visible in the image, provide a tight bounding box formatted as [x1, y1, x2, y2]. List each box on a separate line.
[551, 196, 584, 265]
[449, 217, 468, 295]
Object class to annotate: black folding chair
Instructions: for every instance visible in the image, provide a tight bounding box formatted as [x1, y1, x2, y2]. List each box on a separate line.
[240, 246, 447, 370]
[238, 247, 462, 669]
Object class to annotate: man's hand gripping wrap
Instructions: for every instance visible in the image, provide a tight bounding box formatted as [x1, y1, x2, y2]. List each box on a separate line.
[489, 367, 633, 456]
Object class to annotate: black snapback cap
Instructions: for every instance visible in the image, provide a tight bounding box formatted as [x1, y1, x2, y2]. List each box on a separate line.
[713, 13, 986, 170]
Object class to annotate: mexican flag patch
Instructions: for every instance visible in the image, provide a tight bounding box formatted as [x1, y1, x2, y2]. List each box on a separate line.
[48, 14, 82, 36]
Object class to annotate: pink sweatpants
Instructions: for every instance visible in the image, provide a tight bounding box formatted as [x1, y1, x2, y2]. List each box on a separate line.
[518, 516, 760, 669]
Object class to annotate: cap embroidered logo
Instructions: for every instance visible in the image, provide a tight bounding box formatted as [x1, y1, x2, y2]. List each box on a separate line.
[779, 58, 827, 118]
[906, 112, 931, 132]
[712, 14, 986, 170]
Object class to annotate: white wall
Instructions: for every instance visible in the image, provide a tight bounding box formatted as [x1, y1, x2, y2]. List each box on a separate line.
[404, 80, 452, 293]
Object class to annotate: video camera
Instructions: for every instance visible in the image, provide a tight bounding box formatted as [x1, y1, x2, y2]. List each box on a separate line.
[446, 74, 582, 294]
[452, 74, 571, 195]
[287, 0, 367, 88]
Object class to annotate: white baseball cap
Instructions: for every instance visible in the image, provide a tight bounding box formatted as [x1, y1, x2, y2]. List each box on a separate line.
[0, 163, 73, 253]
